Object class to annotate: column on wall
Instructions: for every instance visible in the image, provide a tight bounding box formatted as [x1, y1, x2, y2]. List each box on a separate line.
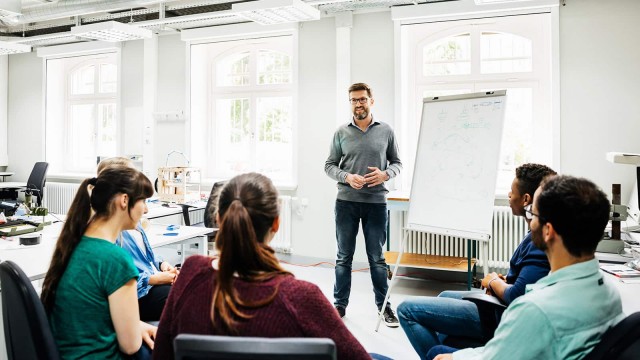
[142, 35, 158, 179]
[335, 12, 352, 127]
[0, 55, 8, 168]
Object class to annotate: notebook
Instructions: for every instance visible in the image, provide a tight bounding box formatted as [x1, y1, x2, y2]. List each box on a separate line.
[600, 264, 640, 278]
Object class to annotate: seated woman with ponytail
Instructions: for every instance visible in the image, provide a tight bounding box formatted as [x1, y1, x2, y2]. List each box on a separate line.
[41, 167, 157, 359]
[153, 173, 375, 360]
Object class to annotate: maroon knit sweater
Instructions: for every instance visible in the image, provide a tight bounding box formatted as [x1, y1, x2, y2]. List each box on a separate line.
[153, 255, 371, 360]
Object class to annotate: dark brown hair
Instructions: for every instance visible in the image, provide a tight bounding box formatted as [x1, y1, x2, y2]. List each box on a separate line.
[348, 82, 373, 98]
[41, 167, 153, 313]
[211, 172, 291, 331]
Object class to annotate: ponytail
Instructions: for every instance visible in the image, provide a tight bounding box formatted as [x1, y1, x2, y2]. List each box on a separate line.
[41, 178, 93, 313]
[210, 174, 290, 331]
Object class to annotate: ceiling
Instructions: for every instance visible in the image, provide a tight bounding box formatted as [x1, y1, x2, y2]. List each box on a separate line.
[0, 0, 456, 49]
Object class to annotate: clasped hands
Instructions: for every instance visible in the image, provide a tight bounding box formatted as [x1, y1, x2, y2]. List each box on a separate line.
[346, 167, 389, 189]
[156, 262, 180, 285]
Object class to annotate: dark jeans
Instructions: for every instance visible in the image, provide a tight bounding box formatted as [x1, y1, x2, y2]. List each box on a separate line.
[426, 345, 459, 360]
[334, 199, 389, 310]
[138, 284, 172, 321]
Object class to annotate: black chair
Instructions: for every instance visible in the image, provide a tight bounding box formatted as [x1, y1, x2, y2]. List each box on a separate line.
[174, 334, 336, 360]
[25, 162, 49, 207]
[204, 181, 227, 230]
[442, 292, 506, 349]
[0, 260, 61, 360]
[583, 312, 640, 360]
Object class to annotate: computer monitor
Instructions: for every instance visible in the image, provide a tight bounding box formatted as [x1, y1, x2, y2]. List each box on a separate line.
[624, 177, 640, 232]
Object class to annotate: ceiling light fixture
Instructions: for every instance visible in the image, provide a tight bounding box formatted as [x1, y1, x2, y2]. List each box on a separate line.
[232, 0, 320, 26]
[71, 21, 152, 42]
[0, 40, 31, 55]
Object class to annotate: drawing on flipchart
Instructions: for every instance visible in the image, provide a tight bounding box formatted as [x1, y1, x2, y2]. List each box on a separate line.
[418, 100, 503, 202]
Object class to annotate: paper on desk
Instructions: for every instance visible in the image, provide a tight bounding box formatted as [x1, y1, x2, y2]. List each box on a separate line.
[620, 278, 640, 284]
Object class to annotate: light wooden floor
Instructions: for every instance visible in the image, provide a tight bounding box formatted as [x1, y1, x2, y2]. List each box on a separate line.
[280, 257, 468, 360]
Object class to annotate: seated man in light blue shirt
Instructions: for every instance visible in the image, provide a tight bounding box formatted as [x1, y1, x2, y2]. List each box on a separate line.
[431, 175, 625, 360]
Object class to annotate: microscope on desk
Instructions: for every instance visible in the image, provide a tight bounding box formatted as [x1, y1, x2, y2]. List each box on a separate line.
[599, 152, 640, 255]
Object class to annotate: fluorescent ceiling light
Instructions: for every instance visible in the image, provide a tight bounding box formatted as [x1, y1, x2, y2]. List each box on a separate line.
[0, 40, 31, 55]
[474, 0, 534, 4]
[71, 21, 152, 42]
[232, 0, 320, 25]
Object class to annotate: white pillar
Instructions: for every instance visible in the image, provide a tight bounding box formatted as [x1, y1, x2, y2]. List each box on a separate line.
[0, 55, 8, 169]
[142, 35, 158, 180]
[335, 11, 352, 127]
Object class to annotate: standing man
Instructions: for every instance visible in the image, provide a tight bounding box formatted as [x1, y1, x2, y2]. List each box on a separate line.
[325, 83, 402, 327]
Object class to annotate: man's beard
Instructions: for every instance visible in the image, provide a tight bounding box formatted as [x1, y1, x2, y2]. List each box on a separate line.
[353, 108, 369, 120]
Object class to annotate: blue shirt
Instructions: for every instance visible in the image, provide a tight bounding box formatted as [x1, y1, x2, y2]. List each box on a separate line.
[503, 232, 550, 304]
[454, 259, 625, 360]
[116, 225, 163, 298]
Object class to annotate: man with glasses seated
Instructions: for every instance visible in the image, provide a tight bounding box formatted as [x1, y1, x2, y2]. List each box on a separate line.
[430, 175, 624, 360]
[325, 82, 403, 327]
[397, 163, 555, 360]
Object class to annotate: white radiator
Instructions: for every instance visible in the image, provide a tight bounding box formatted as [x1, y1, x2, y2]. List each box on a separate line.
[271, 195, 293, 254]
[44, 182, 80, 215]
[397, 206, 527, 274]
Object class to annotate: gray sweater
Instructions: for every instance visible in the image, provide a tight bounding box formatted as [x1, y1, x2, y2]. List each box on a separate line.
[324, 118, 402, 204]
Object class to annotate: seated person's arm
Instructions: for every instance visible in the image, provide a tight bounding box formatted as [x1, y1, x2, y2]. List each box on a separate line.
[148, 270, 176, 285]
[109, 279, 157, 354]
[481, 272, 508, 302]
[501, 264, 549, 304]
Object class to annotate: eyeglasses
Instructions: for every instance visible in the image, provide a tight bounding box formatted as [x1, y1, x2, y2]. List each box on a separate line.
[524, 204, 544, 221]
[349, 97, 370, 105]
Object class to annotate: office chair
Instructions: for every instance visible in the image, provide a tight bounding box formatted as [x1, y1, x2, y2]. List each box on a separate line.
[174, 334, 337, 360]
[0, 260, 61, 360]
[583, 311, 640, 360]
[204, 181, 227, 229]
[442, 292, 506, 349]
[25, 162, 49, 207]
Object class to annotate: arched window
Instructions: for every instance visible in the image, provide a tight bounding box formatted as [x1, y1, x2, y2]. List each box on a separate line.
[400, 13, 551, 194]
[190, 36, 295, 184]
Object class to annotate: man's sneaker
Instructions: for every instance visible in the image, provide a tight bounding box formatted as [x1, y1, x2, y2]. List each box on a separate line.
[335, 306, 346, 318]
[380, 306, 399, 328]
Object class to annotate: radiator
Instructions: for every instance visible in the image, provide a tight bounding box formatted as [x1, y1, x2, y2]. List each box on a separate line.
[44, 182, 80, 215]
[397, 206, 527, 274]
[270, 195, 293, 254]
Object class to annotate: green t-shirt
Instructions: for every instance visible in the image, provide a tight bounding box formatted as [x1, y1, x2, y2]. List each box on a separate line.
[49, 236, 139, 360]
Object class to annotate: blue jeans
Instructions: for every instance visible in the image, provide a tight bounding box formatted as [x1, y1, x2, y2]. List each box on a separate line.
[397, 290, 483, 360]
[334, 199, 389, 310]
[426, 345, 459, 360]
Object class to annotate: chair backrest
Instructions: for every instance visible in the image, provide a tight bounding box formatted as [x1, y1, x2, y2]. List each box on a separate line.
[583, 312, 640, 360]
[25, 162, 49, 206]
[174, 334, 337, 360]
[0, 260, 60, 360]
[204, 181, 227, 229]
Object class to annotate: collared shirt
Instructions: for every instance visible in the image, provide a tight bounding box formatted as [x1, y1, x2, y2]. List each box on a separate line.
[454, 259, 624, 360]
[116, 224, 164, 298]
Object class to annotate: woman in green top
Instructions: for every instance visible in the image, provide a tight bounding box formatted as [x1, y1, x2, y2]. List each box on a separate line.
[41, 166, 157, 359]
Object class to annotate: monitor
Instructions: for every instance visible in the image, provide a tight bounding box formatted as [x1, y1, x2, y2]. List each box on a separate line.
[625, 177, 640, 232]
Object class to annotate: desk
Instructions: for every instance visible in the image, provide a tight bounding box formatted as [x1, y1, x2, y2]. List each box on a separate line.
[0, 173, 13, 182]
[0, 182, 25, 189]
[0, 220, 214, 280]
[146, 200, 207, 226]
[602, 271, 640, 314]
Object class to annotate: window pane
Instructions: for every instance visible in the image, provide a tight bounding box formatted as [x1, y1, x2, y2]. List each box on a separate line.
[69, 104, 96, 170]
[256, 97, 292, 180]
[99, 63, 117, 93]
[215, 98, 250, 174]
[216, 52, 250, 86]
[97, 103, 117, 157]
[492, 87, 534, 193]
[257, 50, 291, 85]
[481, 32, 532, 73]
[71, 65, 95, 95]
[423, 34, 471, 76]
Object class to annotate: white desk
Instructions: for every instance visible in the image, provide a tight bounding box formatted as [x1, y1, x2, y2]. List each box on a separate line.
[0, 173, 14, 182]
[0, 220, 214, 280]
[0, 182, 25, 189]
[146, 200, 207, 226]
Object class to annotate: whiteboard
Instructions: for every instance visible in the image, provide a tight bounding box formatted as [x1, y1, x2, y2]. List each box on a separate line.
[407, 91, 507, 241]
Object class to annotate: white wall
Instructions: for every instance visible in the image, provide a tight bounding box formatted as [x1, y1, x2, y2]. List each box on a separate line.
[559, 0, 640, 201]
[5, 0, 640, 261]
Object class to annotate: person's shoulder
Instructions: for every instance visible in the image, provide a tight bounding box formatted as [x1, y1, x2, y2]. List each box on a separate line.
[181, 255, 215, 274]
[279, 277, 325, 299]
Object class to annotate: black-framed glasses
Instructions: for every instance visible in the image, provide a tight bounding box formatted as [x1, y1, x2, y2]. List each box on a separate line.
[524, 204, 544, 221]
[349, 97, 369, 105]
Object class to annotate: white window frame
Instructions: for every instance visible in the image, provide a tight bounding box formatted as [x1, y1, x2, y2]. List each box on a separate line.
[41, 43, 122, 178]
[393, 3, 559, 197]
[186, 26, 298, 189]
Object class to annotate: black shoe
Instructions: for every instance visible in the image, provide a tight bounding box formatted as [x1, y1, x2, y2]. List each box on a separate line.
[380, 306, 399, 328]
[335, 306, 346, 318]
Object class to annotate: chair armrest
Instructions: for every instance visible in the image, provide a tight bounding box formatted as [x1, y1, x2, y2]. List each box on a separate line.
[462, 293, 507, 340]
